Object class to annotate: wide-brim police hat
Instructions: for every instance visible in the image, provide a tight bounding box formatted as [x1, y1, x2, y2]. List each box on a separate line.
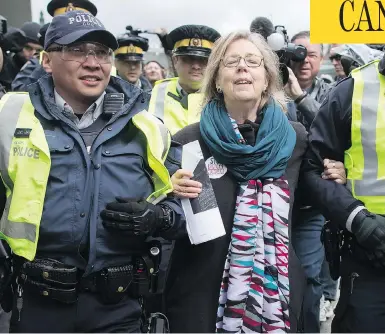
[167, 25, 221, 58]
[115, 34, 149, 61]
[47, 0, 97, 17]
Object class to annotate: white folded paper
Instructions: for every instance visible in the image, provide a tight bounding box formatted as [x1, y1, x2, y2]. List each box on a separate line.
[181, 140, 226, 245]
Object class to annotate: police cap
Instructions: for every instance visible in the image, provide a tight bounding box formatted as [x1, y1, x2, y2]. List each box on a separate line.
[115, 34, 149, 61]
[167, 25, 220, 58]
[47, 0, 97, 17]
[44, 11, 117, 50]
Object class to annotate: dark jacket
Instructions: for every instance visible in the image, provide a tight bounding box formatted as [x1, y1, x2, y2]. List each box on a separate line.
[11, 58, 46, 92]
[0, 74, 186, 274]
[0, 83, 5, 99]
[0, 53, 24, 91]
[301, 76, 363, 225]
[287, 77, 332, 130]
[140, 75, 153, 93]
[165, 121, 308, 333]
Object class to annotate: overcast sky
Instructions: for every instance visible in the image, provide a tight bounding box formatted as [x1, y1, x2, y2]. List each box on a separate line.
[31, 0, 310, 48]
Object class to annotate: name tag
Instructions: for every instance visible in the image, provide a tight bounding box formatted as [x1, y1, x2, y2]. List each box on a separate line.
[14, 128, 32, 138]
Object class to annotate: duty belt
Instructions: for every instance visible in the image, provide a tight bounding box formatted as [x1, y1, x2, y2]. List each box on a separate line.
[18, 257, 156, 305]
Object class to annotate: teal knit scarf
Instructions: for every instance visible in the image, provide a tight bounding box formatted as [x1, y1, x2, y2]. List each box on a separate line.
[200, 99, 296, 181]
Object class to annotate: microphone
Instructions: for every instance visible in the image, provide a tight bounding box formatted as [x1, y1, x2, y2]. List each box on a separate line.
[250, 17, 275, 40]
[267, 32, 286, 51]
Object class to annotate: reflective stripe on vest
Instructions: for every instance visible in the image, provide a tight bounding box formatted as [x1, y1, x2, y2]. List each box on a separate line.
[0, 92, 51, 261]
[0, 94, 173, 260]
[148, 78, 203, 135]
[131, 111, 173, 203]
[345, 60, 385, 214]
[150, 79, 170, 120]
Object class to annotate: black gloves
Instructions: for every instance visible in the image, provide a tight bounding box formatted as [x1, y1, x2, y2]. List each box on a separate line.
[351, 209, 385, 266]
[100, 197, 174, 237]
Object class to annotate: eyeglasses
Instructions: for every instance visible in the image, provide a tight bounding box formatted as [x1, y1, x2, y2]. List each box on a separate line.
[222, 55, 264, 68]
[329, 54, 341, 61]
[47, 42, 114, 64]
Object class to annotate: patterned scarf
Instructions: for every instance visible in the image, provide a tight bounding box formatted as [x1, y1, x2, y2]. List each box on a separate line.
[200, 100, 294, 333]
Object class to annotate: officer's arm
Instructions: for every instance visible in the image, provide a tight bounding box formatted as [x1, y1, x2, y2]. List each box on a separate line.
[302, 78, 363, 225]
[158, 140, 187, 240]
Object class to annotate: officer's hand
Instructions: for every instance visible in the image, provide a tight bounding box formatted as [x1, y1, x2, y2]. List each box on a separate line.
[171, 169, 202, 199]
[100, 198, 164, 237]
[284, 67, 304, 101]
[322, 159, 347, 184]
[352, 209, 385, 257]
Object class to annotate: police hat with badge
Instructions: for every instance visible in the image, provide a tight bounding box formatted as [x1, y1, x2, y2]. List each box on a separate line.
[115, 30, 149, 62]
[47, 0, 97, 17]
[167, 25, 220, 58]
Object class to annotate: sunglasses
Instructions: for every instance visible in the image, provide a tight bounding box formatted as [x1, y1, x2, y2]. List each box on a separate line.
[329, 54, 341, 61]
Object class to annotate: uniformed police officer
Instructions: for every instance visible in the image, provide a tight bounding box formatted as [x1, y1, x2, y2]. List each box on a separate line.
[303, 55, 385, 332]
[0, 11, 186, 332]
[149, 25, 220, 134]
[115, 31, 152, 93]
[11, 0, 98, 92]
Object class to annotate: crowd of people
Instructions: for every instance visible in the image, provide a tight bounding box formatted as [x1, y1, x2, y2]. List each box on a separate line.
[0, 0, 384, 333]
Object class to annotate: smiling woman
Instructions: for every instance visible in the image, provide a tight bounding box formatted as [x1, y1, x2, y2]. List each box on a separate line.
[165, 30, 308, 333]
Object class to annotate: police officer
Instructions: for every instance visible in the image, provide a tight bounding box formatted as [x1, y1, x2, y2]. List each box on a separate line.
[303, 54, 385, 331]
[149, 25, 220, 135]
[0, 11, 186, 332]
[11, 0, 98, 92]
[115, 31, 152, 93]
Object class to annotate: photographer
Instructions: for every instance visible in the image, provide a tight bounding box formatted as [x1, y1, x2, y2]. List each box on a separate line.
[0, 22, 41, 91]
[285, 31, 332, 130]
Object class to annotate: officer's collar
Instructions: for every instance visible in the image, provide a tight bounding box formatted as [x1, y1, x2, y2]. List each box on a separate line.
[29, 74, 146, 120]
[176, 81, 187, 97]
[176, 81, 200, 97]
[135, 79, 142, 89]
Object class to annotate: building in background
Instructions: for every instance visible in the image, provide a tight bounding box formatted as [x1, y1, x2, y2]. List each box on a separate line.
[2, 0, 32, 29]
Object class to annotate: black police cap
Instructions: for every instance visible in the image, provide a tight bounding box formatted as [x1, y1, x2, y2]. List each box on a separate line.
[167, 24, 221, 58]
[47, 0, 97, 17]
[115, 34, 149, 61]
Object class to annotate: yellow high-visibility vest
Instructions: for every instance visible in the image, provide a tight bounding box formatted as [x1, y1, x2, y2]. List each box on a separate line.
[0, 92, 173, 261]
[345, 59, 385, 214]
[148, 77, 204, 135]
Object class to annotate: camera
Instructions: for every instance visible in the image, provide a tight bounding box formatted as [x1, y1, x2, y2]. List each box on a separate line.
[267, 25, 307, 84]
